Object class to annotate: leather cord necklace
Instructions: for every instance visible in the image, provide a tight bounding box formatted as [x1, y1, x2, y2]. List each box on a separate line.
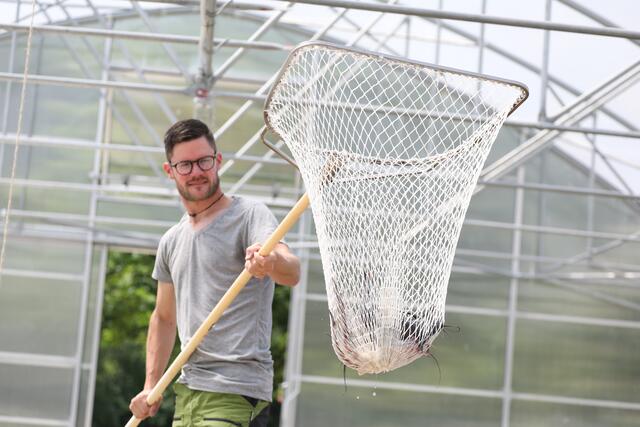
[188, 192, 225, 218]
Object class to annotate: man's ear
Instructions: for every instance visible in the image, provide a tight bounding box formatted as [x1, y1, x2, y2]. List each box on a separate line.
[163, 162, 173, 178]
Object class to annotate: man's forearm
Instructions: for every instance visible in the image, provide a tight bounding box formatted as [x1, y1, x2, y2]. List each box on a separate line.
[144, 310, 176, 390]
[271, 246, 300, 286]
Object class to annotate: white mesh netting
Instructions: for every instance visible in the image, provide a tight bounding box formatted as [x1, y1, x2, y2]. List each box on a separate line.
[264, 43, 527, 374]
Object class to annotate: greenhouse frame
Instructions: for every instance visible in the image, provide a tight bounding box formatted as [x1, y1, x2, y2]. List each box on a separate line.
[0, 1, 639, 426]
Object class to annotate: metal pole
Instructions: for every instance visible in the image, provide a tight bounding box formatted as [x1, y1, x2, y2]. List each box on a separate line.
[414, 15, 638, 132]
[295, 374, 640, 409]
[487, 163, 614, 196]
[586, 118, 597, 263]
[477, 0, 486, 74]
[557, 0, 640, 47]
[505, 120, 640, 139]
[534, 147, 546, 276]
[14, 21, 43, 242]
[210, 2, 341, 179]
[83, 244, 108, 427]
[403, 16, 410, 57]
[0, 71, 186, 93]
[285, 0, 640, 39]
[48, 0, 175, 146]
[104, 0, 279, 9]
[213, 5, 290, 81]
[0, 22, 290, 50]
[462, 219, 640, 244]
[500, 165, 525, 427]
[549, 60, 640, 122]
[434, 0, 442, 64]
[5, 125, 637, 155]
[69, 15, 113, 425]
[538, 0, 552, 121]
[478, 61, 640, 189]
[226, 0, 403, 192]
[280, 176, 310, 427]
[82, 23, 113, 425]
[588, 139, 635, 195]
[48, 0, 174, 177]
[0, 1, 21, 179]
[82, 0, 178, 124]
[344, 0, 400, 46]
[194, 0, 216, 123]
[328, 7, 401, 55]
[130, 1, 190, 79]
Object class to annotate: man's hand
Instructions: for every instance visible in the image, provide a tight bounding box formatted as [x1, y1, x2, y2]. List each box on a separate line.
[129, 389, 162, 420]
[245, 243, 277, 279]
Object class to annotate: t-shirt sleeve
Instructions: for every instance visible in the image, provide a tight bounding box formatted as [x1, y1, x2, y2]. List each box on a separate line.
[152, 233, 173, 283]
[246, 202, 279, 247]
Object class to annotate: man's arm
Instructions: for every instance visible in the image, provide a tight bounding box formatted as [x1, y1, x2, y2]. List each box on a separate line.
[129, 281, 177, 420]
[245, 242, 300, 286]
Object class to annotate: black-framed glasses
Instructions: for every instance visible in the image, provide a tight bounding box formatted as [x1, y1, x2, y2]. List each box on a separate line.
[170, 154, 216, 175]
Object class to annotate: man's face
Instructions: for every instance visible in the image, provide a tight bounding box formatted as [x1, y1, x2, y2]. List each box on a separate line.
[163, 136, 221, 202]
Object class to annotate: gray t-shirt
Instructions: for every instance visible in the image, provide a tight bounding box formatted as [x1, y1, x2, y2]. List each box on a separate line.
[153, 196, 278, 401]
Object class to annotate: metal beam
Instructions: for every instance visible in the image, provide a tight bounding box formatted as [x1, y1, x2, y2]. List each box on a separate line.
[0, 133, 288, 165]
[0, 178, 299, 211]
[1, 21, 291, 50]
[538, 0, 552, 120]
[286, 215, 640, 246]
[83, 245, 107, 427]
[0, 22, 190, 44]
[0, 70, 185, 93]
[128, 0, 190, 80]
[120, 0, 280, 9]
[557, 0, 640, 48]
[6, 207, 176, 229]
[306, 292, 640, 330]
[226, 0, 401, 187]
[48, 1, 168, 179]
[479, 60, 640, 188]
[412, 15, 638, 133]
[299, 375, 640, 410]
[301, 244, 640, 280]
[213, 4, 290, 81]
[464, 218, 640, 244]
[0, 71, 276, 103]
[193, 0, 216, 121]
[285, 0, 640, 39]
[505, 120, 640, 139]
[501, 166, 524, 427]
[475, 180, 640, 201]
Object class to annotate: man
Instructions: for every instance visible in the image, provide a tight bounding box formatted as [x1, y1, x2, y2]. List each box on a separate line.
[129, 119, 300, 426]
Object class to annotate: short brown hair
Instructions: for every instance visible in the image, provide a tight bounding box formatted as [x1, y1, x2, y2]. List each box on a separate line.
[164, 119, 216, 160]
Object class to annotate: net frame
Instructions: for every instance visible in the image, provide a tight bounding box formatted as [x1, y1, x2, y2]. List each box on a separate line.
[263, 41, 528, 374]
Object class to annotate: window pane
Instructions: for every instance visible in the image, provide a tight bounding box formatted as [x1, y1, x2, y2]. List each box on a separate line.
[513, 319, 640, 402]
[1, 237, 86, 274]
[0, 276, 81, 355]
[511, 400, 640, 427]
[447, 273, 510, 309]
[302, 301, 506, 390]
[296, 382, 502, 427]
[0, 364, 73, 420]
[518, 280, 640, 321]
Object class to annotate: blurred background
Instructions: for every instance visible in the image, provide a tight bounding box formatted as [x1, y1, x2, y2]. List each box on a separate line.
[0, 1, 638, 426]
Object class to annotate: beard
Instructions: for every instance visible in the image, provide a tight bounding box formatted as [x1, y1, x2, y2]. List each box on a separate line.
[176, 173, 220, 202]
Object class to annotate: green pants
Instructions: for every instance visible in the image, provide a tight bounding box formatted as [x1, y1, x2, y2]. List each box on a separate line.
[172, 383, 270, 427]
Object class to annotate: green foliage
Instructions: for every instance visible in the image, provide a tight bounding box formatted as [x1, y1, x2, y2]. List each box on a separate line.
[93, 251, 177, 427]
[93, 251, 291, 427]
